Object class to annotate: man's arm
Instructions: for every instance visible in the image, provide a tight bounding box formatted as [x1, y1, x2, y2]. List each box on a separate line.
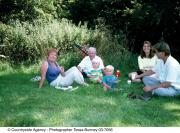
[77, 57, 87, 72]
[99, 57, 104, 69]
[77, 66, 83, 72]
[135, 70, 155, 79]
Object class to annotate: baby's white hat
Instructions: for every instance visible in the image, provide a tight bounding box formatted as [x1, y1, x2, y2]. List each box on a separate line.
[105, 65, 114, 71]
[92, 58, 100, 63]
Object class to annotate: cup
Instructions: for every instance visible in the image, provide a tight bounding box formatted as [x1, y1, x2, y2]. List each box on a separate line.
[127, 80, 131, 84]
[131, 73, 136, 80]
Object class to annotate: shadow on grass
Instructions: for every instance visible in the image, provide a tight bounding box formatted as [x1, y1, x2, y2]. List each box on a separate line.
[0, 72, 180, 126]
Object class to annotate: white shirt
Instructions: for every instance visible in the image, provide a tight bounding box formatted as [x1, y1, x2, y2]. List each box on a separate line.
[78, 56, 104, 73]
[152, 55, 180, 89]
[138, 55, 158, 70]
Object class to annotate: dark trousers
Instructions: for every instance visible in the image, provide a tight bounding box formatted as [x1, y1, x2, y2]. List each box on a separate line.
[82, 72, 88, 78]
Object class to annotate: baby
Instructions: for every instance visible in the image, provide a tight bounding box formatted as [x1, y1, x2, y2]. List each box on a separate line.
[86, 58, 103, 83]
[102, 65, 120, 91]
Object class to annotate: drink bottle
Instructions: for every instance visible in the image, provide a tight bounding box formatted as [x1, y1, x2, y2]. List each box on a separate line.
[115, 70, 121, 78]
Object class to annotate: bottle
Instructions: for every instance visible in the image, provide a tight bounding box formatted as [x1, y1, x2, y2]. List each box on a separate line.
[115, 70, 121, 78]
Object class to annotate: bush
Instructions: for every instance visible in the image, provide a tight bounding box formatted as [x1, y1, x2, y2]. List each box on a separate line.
[0, 61, 13, 73]
[58, 52, 82, 69]
[92, 22, 138, 71]
[0, 19, 98, 64]
[0, 18, 137, 72]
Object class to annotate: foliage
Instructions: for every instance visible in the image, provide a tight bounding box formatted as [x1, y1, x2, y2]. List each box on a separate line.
[1, 0, 180, 55]
[63, 0, 180, 57]
[0, 61, 14, 74]
[0, 19, 103, 63]
[59, 52, 82, 69]
[1, 0, 179, 63]
[0, 0, 58, 22]
[0, 18, 132, 68]
[0, 0, 37, 22]
[0, 21, 41, 64]
[88, 19, 137, 70]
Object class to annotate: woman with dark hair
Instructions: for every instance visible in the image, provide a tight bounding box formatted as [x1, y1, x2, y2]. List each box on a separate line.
[129, 41, 158, 82]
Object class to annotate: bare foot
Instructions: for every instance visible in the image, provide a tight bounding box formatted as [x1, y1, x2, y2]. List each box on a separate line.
[81, 82, 89, 86]
[132, 79, 141, 82]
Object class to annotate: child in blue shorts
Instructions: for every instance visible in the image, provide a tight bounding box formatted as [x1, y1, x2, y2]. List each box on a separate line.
[102, 65, 120, 91]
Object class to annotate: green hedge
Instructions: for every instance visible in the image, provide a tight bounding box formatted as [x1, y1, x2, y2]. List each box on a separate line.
[0, 19, 136, 70]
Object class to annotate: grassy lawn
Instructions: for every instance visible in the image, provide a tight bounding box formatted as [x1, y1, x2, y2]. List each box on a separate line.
[0, 71, 180, 127]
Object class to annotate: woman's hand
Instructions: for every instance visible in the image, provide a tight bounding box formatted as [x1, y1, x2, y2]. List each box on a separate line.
[60, 66, 65, 77]
[135, 74, 140, 79]
[61, 66, 64, 73]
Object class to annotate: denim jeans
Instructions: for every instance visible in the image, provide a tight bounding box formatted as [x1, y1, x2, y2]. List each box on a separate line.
[143, 76, 180, 97]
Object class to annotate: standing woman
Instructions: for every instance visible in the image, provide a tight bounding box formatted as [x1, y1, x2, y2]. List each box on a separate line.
[129, 41, 158, 82]
[39, 48, 88, 88]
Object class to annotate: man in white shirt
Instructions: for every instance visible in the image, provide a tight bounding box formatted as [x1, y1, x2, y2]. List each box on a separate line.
[136, 41, 180, 96]
[77, 47, 104, 78]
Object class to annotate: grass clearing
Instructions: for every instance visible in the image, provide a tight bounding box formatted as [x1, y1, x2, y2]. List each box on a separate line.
[0, 71, 180, 127]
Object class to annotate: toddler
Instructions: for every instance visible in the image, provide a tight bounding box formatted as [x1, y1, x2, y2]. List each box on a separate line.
[86, 58, 103, 83]
[102, 65, 120, 91]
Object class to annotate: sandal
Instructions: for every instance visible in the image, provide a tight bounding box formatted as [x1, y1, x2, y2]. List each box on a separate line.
[128, 92, 151, 101]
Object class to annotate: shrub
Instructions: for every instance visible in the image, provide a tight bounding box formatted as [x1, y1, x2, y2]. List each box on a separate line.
[0, 18, 137, 72]
[0, 19, 97, 64]
[92, 22, 138, 71]
[0, 61, 13, 73]
[58, 52, 82, 69]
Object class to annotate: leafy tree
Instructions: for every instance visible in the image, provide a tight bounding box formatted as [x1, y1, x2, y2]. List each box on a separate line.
[0, 0, 37, 22]
[0, 0, 59, 22]
[0, 0, 179, 59]
[65, 0, 180, 58]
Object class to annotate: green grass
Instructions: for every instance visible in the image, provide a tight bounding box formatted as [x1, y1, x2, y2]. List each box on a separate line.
[0, 70, 180, 127]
